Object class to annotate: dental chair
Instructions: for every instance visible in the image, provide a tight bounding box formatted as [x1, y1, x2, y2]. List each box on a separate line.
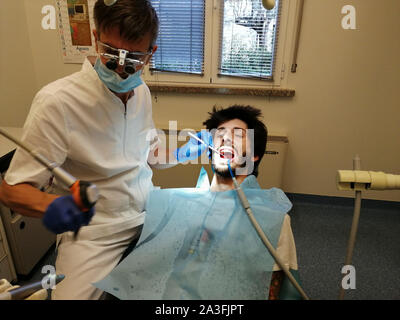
[279, 270, 304, 300]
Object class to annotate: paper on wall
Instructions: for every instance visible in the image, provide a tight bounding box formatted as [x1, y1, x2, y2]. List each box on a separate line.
[55, 0, 97, 64]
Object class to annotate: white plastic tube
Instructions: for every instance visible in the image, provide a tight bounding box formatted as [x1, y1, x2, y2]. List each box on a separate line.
[231, 176, 310, 300]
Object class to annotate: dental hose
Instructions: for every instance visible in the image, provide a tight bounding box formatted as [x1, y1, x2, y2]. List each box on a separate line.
[227, 161, 310, 300]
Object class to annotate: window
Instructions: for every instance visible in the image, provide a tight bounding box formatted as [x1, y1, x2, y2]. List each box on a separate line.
[144, 0, 295, 88]
[219, 0, 280, 80]
[150, 0, 205, 75]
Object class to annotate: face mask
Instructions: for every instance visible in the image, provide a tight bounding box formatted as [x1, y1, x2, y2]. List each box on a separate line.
[94, 58, 143, 93]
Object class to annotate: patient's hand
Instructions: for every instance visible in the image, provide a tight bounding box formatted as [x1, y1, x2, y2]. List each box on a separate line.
[268, 271, 284, 300]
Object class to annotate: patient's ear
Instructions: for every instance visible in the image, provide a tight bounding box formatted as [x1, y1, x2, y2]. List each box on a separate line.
[251, 155, 260, 162]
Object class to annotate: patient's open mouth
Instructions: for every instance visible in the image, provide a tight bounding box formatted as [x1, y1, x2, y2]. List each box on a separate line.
[218, 147, 235, 160]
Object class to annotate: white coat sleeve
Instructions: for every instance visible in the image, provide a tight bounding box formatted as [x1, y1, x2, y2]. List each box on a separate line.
[148, 120, 160, 152]
[5, 90, 69, 189]
[273, 214, 299, 271]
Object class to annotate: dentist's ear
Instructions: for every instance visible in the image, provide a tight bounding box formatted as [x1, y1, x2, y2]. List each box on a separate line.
[93, 29, 99, 51]
[145, 45, 158, 65]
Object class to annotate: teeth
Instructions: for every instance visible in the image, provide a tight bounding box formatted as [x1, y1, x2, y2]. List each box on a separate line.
[219, 147, 234, 152]
[218, 147, 235, 160]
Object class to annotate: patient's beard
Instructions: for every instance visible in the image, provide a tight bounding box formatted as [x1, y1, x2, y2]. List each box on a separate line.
[212, 152, 248, 178]
[213, 164, 234, 178]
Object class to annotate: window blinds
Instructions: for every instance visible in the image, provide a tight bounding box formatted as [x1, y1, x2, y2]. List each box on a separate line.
[150, 0, 205, 75]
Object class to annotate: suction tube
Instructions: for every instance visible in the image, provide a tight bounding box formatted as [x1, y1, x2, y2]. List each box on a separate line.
[227, 161, 310, 300]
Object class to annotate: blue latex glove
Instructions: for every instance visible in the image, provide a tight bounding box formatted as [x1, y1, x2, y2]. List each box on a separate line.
[43, 195, 95, 234]
[173, 131, 213, 163]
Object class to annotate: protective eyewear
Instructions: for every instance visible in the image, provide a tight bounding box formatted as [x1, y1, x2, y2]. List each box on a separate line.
[97, 41, 152, 74]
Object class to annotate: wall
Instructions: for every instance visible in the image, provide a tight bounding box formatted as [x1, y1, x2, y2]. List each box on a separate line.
[0, 0, 38, 127]
[0, 0, 399, 201]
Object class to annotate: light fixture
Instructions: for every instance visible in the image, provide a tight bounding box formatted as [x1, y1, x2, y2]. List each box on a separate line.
[262, 0, 276, 10]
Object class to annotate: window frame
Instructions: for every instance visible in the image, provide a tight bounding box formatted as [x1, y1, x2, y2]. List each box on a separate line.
[142, 0, 296, 89]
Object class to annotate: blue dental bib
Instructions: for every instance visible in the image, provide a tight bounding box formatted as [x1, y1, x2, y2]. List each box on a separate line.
[95, 168, 292, 299]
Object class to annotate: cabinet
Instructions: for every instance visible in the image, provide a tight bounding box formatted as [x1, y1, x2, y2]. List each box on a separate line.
[257, 137, 289, 189]
[0, 195, 55, 276]
[0, 214, 17, 282]
[0, 127, 55, 277]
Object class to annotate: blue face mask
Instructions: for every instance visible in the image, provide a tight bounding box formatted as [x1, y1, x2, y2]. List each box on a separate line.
[94, 58, 143, 93]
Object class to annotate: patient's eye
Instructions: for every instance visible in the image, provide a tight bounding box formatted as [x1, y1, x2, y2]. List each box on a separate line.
[233, 129, 245, 138]
[215, 128, 246, 139]
[215, 128, 226, 138]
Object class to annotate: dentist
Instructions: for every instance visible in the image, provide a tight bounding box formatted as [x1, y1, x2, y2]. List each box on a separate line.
[0, 0, 209, 300]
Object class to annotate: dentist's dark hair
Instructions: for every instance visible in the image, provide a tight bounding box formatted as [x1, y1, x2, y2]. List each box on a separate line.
[203, 105, 268, 177]
[94, 0, 159, 49]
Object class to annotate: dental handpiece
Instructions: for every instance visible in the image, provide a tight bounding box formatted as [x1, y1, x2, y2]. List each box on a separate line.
[0, 128, 99, 239]
[187, 131, 221, 156]
[0, 274, 65, 300]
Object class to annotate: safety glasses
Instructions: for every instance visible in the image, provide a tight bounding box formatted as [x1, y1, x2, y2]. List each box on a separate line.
[97, 41, 152, 74]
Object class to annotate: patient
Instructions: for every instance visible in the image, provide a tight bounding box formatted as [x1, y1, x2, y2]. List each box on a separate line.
[95, 105, 301, 300]
[204, 105, 299, 299]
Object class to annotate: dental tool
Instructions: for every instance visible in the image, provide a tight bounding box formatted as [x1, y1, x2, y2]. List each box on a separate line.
[227, 160, 310, 300]
[0, 128, 99, 239]
[0, 274, 65, 300]
[187, 131, 222, 156]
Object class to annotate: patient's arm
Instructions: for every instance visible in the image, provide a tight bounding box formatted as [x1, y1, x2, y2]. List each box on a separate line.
[268, 271, 284, 300]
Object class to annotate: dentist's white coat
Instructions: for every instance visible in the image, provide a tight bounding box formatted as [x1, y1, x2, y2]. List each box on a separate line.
[5, 58, 158, 299]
